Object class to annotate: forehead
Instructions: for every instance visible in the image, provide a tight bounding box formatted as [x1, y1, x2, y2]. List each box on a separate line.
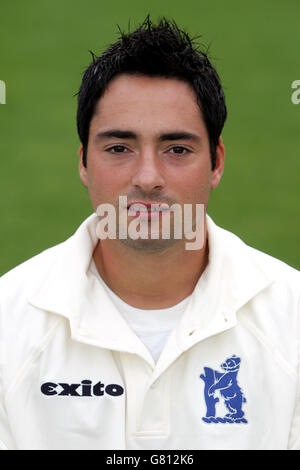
[91, 74, 206, 136]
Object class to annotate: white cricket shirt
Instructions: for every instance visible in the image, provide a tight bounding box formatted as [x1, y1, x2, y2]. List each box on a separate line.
[0, 213, 299, 450]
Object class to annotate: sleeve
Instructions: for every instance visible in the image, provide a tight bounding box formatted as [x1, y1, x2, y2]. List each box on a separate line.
[288, 295, 300, 450]
[0, 303, 16, 450]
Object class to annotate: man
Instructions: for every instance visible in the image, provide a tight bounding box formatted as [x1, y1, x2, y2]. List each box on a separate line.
[0, 18, 299, 450]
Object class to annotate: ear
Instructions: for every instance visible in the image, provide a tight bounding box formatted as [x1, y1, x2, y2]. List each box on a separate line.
[78, 144, 88, 187]
[211, 136, 225, 189]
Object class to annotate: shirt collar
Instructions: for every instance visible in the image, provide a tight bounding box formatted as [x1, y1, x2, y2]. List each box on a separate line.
[29, 213, 275, 356]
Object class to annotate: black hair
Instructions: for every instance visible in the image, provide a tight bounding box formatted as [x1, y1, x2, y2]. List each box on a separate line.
[76, 16, 227, 169]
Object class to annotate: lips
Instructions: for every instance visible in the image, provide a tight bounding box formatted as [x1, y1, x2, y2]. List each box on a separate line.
[127, 201, 170, 218]
[127, 201, 169, 211]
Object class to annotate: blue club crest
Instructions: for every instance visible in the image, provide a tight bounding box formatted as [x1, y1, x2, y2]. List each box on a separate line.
[200, 355, 247, 424]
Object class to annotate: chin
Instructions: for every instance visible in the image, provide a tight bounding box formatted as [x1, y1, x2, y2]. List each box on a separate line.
[119, 236, 179, 252]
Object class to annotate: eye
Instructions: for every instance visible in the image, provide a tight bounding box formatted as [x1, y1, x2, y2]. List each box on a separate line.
[168, 146, 191, 156]
[106, 145, 130, 154]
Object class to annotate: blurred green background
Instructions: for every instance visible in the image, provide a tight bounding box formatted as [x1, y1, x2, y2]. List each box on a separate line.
[0, 0, 299, 275]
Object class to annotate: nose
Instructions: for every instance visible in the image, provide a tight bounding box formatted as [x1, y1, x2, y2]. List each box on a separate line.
[131, 148, 165, 192]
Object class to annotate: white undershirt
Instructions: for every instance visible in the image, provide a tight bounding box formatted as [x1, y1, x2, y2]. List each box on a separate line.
[89, 259, 191, 362]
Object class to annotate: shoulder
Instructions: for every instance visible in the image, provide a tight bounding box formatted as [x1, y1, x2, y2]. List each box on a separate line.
[0, 213, 98, 296]
[246, 243, 300, 283]
[206, 216, 300, 320]
[0, 240, 68, 294]
[210, 218, 300, 285]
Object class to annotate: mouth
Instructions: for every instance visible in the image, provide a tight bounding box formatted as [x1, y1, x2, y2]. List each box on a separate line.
[127, 201, 170, 219]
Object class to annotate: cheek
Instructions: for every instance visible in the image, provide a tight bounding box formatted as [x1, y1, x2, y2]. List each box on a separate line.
[87, 166, 129, 206]
[176, 169, 212, 204]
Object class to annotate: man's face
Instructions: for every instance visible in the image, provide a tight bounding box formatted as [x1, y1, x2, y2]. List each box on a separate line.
[79, 74, 225, 250]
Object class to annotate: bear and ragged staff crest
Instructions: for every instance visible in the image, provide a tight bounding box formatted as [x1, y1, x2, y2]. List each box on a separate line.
[200, 355, 247, 423]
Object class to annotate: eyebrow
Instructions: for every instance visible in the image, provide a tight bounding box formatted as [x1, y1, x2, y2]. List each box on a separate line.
[95, 130, 201, 143]
[159, 132, 201, 143]
[96, 130, 136, 140]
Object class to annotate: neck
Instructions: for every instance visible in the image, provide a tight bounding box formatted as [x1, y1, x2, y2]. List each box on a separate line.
[93, 226, 209, 309]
